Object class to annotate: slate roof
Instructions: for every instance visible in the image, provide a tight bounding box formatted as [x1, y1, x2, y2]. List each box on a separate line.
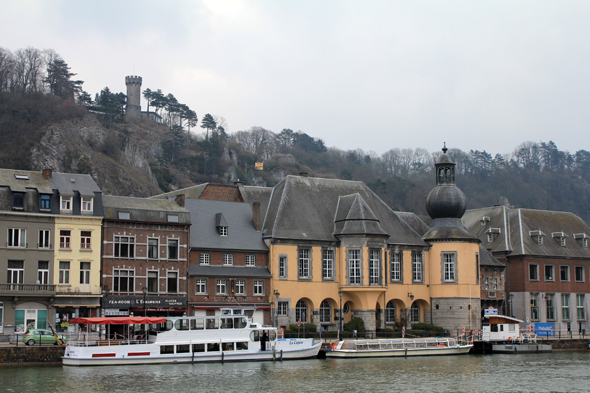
[102, 195, 190, 224]
[187, 265, 271, 278]
[185, 199, 268, 252]
[239, 185, 273, 225]
[0, 169, 54, 194]
[262, 175, 427, 246]
[151, 183, 208, 200]
[479, 244, 505, 267]
[463, 206, 590, 258]
[51, 172, 101, 197]
[396, 212, 430, 237]
[333, 193, 389, 237]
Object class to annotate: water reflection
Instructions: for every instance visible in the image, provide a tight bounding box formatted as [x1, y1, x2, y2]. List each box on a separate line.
[1, 352, 588, 392]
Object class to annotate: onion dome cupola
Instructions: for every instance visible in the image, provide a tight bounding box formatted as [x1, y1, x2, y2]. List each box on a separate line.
[423, 144, 477, 242]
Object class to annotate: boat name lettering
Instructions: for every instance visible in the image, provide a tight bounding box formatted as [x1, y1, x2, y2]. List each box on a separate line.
[290, 340, 304, 345]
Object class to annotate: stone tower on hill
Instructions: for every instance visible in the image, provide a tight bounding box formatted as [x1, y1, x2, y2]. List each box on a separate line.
[125, 75, 142, 118]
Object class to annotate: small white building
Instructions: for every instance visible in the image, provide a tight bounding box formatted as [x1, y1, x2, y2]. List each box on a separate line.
[482, 315, 522, 342]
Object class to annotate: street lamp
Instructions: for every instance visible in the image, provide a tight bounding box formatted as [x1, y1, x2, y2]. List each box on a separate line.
[142, 287, 148, 317]
[273, 290, 280, 328]
[338, 290, 343, 338]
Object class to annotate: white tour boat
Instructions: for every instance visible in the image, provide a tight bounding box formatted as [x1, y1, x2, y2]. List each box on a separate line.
[63, 315, 321, 366]
[325, 337, 473, 358]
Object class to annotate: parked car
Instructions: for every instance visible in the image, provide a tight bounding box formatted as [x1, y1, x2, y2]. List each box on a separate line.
[22, 329, 67, 345]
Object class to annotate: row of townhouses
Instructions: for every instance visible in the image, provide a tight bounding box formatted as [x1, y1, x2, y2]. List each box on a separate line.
[2, 147, 590, 335]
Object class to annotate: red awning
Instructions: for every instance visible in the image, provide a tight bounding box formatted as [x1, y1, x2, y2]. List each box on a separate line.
[69, 317, 167, 325]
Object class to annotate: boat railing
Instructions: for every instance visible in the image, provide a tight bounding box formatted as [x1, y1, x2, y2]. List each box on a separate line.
[350, 337, 459, 350]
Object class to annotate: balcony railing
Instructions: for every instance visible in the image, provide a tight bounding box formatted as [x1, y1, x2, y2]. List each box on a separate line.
[0, 283, 56, 293]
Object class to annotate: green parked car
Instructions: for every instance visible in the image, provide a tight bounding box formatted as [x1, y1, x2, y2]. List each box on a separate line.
[22, 329, 67, 345]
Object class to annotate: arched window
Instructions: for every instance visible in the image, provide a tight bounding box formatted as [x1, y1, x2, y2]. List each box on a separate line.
[295, 300, 308, 322]
[385, 301, 396, 323]
[410, 301, 420, 324]
[319, 300, 331, 323]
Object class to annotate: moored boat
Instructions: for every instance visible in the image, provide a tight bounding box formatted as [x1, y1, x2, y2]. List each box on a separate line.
[63, 315, 321, 366]
[325, 337, 473, 358]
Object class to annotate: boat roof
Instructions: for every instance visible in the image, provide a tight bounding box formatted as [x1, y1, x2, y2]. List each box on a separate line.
[70, 317, 167, 325]
[484, 315, 522, 323]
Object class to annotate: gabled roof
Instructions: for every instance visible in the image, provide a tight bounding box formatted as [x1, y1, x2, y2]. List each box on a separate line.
[464, 206, 590, 258]
[51, 172, 101, 197]
[0, 169, 54, 194]
[102, 195, 190, 224]
[150, 183, 209, 200]
[185, 199, 268, 252]
[262, 175, 427, 246]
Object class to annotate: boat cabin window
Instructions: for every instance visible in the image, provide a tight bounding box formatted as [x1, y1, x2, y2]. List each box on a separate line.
[490, 324, 498, 332]
[177, 344, 190, 353]
[244, 310, 254, 318]
[235, 318, 247, 329]
[221, 318, 234, 329]
[175, 319, 189, 331]
[222, 342, 234, 351]
[250, 331, 260, 342]
[193, 344, 205, 353]
[165, 321, 174, 331]
[268, 330, 277, 341]
[160, 345, 174, 354]
[190, 319, 204, 330]
[499, 325, 504, 332]
[206, 318, 219, 329]
[236, 342, 248, 350]
[207, 343, 220, 352]
[509, 324, 516, 331]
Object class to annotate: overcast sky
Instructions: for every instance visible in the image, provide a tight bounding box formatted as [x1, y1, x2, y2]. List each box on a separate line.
[2, 0, 590, 157]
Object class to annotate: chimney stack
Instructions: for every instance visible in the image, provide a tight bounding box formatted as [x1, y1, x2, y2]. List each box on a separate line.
[252, 202, 261, 231]
[175, 194, 185, 207]
[42, 168, 53, 179]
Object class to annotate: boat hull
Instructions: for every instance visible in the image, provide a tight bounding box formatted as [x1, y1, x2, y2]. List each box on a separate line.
[491, 343, 552, 354]
[325, 345, 472, 358]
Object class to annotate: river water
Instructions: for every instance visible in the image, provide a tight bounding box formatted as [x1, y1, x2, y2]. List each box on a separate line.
[1, 352, 588, 392]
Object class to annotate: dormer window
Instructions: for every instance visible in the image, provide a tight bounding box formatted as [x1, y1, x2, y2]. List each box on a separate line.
[529, 230, 545, 245]
[552, 232, 568, 247]
[219, 226, 228, 236]
[118, 211, 130, 220]
[12, 192, 24, 210]
[60, 196, 72, 212]
[81, 197, 93, 213]
[40, 195, 51, 210]
[485, 227, 500, 242]
[167, 215, 178, 223]
[215, 212, 228, 237]
[480, 216, 490, 226]
[574, 233, 589, 248]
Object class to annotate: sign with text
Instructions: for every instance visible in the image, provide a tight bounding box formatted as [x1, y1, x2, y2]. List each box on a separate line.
[534, 323, 555, 336]
[103, 296, 186, 308]
[484, 308, 498, 315]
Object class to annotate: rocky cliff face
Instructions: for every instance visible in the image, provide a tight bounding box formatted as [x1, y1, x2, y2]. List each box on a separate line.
[30, 115, 162, 196]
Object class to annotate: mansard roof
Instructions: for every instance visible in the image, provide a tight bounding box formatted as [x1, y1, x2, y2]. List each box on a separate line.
[262, 175, 427, 246]
[463, 206, 590, 258]
[0, 168, 54, 194]
[333, 193, 388, 237]
[185, 199, 268, 252]
[51, 172, 101, 197]
[102, 195, 190, 224]
[187, 265, 271, 278]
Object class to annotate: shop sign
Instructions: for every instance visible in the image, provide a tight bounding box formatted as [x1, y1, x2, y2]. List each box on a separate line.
[103, 296, 186, 308]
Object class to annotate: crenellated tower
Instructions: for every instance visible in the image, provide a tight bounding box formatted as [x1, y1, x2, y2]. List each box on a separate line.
[125, 75, 142, 118]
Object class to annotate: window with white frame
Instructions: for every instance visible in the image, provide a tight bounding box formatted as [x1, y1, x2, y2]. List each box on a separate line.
[114, 236, 135, 258]
[575, 266, 585, 282]
[59, 261, 70, 284]
[385, 300, 396, 323]
[38, 229, 50, 249]
[148, 238, 159, 259]
[219, 226, 228, 236]
[8, 228, 26, 248]
[348, 249, 361, 285]
[319, 300, 331, 323]
[167, 239, 179, 260]
[59, 230, 71, 249]
[81, 197, 93, 213]
[37, 261, 49, 285]
[245, 255, 256, 267]
[7, 260, 24, 285]
[80, 231, 91, 249]
[295, 300, 308, 322]
[391, 252, 402, 282]
[577, 294, 585, 320]
[443, 252, 456, 282]
[369, 249, 380, 285]
[546, 294, 555, 320]
[60, 196, 72, 212]
[195, 279, 207, 294]
[148, 271, 158, 293]
[279, 255, 287, 278]
[253, 280, 264, 296]
[113, 269, 134, 292]
[560, 266, 570, 282]
[298, 248, 311, 279]
[530, 294, 539, 320]
[80, 262, 90, 284]
[199, 253, 210, 265]
[167, 271, 178, 293]
[234, 279, 245, 295]
[216, 279, 227, 295]
[278, 301, 288, 316]
[322, 249, 334, 280]
[223, 254, 234, 266]
[412, 252, 423, 282]
[562, 294, 570, 320]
